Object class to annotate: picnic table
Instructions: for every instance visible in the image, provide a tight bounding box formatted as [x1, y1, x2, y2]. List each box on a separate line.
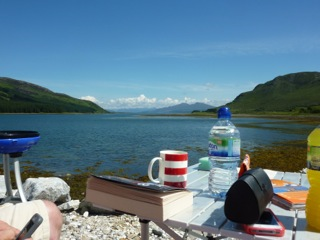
[137, 164, 320, 240]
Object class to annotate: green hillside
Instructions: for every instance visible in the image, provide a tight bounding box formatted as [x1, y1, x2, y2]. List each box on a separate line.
[208, 72, 320, 114]
[0, 77, 108, 113]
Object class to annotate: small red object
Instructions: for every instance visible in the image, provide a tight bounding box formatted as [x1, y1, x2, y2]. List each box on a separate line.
[238, 154, 251, 178]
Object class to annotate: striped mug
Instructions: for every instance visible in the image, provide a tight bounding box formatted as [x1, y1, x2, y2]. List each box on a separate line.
[148, 150, 188, 188]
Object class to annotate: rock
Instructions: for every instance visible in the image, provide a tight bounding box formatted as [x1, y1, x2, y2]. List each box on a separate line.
[152, 229, 163, 237]
[58, 199, 80, 211]
[83, 211, 89, 217]
[20, 177, 71, 203]
[0, 175, 6, 198]
[78, 200, 119, 216]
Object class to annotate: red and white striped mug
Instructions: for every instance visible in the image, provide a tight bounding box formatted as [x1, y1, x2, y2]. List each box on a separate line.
[148, 150, 188, 188]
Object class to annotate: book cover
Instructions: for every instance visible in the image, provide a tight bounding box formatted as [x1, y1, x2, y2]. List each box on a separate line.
[85, 175, 193, 221]
[271, 179, 309, 210]
[92, 175, 185, 193]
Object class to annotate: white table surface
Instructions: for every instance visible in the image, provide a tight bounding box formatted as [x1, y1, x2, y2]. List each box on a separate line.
[157, 164, 320, 240]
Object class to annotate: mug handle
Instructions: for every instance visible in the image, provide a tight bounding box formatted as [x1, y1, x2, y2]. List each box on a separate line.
[148, 157, 162, 183]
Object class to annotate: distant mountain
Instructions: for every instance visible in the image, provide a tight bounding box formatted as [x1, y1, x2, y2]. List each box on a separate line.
[113, 103, 214, 114]
[0, 77, 108, 113]
[207, 72, 320, 114]
[112, 107, 157, 113]
[145, 102, 214, 114]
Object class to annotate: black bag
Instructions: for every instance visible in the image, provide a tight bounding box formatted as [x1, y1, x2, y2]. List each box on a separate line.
[224, 167, 273, 224]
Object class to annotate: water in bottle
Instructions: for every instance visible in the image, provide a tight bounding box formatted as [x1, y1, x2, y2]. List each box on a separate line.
[306, 125, 320, 230]
[208, 107, 241, 199]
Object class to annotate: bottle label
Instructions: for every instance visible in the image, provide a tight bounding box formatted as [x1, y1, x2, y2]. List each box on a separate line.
[307, 145, 320, 170]
[209, 138, 240, 157]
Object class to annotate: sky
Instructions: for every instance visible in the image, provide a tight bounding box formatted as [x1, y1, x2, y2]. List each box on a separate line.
[1, 1, 320, 110]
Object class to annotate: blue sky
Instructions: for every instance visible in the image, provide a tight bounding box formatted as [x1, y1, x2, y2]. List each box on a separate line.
[1, 1, 320, 110]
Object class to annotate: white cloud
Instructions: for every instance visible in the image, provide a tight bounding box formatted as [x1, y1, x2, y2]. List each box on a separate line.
[183, 97, 197, 104]
[158, 97, 180, 106]
[107, 94, 157, 109]
[80, 96, 103, 104]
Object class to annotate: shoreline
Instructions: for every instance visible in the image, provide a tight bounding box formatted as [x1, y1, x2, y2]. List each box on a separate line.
[141, 112, 320, 120]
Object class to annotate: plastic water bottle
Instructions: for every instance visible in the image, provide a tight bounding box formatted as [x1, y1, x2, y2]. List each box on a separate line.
[208, 107, 241, 199]
[306, 125, 320, 230]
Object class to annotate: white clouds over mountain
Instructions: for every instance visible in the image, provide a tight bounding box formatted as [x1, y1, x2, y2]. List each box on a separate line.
[108, 94, 156, 108]
[81, 94, 228, 110]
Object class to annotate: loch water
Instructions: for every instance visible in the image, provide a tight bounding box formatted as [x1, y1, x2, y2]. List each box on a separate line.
[0, 114, 315, 176]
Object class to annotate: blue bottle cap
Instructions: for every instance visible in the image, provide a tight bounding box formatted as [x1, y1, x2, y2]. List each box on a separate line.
[218, 107, 231, 119]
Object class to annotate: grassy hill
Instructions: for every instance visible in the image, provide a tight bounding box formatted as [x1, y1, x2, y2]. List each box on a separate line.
[207, 72, 320, 114]
[0, 77, 108, 113]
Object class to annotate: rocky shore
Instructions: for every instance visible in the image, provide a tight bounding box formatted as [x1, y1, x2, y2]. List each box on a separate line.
[60, 208, 200, 240]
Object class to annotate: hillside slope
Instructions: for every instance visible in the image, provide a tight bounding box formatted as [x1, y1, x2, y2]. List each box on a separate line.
[225, 72, 320, 113]
[0, 77, 108, 113]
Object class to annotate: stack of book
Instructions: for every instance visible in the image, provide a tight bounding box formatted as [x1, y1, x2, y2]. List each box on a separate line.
[271, 179, 309, 210]
[85, 175, 193, 221]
